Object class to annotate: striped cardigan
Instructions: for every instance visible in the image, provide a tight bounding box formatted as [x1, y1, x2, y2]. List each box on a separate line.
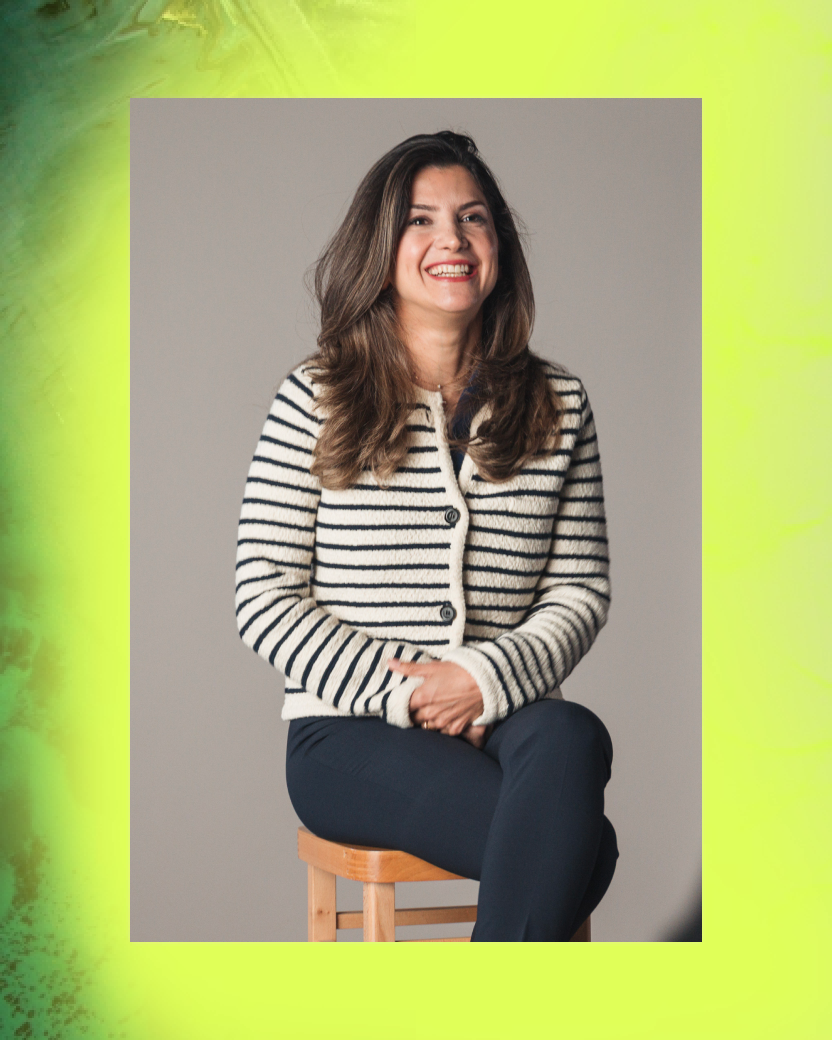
[235, 360, 610, 728]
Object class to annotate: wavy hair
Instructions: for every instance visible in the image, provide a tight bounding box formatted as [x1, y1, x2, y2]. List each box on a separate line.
[305, 130, 563, 489]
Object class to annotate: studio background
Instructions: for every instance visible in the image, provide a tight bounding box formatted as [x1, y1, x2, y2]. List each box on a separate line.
[130, 98, 701, 942]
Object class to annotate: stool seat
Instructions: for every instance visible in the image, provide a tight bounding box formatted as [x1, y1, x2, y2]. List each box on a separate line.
[297, 827, 591, 942]
[298, 826, 465, 883]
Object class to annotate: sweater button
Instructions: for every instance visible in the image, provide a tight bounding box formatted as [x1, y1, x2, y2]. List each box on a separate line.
[444, 507, 460, 526]
[439, 602, 456, 623]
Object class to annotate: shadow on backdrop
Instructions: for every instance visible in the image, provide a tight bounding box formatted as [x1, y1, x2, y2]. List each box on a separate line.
[663, 877, 702, 941]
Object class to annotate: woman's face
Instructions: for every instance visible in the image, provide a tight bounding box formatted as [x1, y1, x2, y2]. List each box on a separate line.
[391, 164, 499, 328]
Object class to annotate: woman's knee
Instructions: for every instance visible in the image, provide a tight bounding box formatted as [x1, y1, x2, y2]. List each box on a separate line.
[555, 700, 613, 766]
[494, 699, 613, 775]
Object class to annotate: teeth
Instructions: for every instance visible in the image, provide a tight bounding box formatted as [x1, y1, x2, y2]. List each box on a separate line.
[428, 264, 472, 276]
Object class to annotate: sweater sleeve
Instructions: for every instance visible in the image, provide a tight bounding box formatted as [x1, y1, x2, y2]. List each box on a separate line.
[440, 384, 611, 725]
[234, 368, 432, 727]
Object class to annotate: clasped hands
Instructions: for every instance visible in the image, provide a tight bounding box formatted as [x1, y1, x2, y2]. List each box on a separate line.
[387, 658, 489, 749]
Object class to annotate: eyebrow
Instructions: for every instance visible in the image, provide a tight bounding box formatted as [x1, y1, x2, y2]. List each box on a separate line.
[409, 200, 487, 212]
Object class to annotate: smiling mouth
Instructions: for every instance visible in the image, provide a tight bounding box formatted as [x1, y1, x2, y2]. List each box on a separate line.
[425, 263, 476, 280]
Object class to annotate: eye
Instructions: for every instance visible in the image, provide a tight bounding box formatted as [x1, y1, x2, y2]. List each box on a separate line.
[408, 216, 430, 226]
[461, 212, 486, 224]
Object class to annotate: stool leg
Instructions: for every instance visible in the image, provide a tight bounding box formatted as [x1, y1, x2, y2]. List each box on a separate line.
[570, 916, 591, 942]
[363, 882, 395, 942]
[308, 864, 336, 941]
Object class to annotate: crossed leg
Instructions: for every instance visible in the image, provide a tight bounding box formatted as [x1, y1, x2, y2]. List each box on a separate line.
[286, 698, 617, 941]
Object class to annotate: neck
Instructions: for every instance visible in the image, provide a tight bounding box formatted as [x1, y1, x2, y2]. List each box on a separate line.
[397, 308, 482, 389]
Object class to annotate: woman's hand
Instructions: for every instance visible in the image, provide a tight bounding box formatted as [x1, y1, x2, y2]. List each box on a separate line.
[460, 724, 489, 749]
[387, 659, 484, 737]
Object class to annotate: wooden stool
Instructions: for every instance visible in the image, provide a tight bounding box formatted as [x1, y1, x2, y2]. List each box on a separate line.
[298, 827, 591, 942]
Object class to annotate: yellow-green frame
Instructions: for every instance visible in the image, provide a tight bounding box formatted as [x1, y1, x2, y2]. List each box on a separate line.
[0, 2, 829, 1038]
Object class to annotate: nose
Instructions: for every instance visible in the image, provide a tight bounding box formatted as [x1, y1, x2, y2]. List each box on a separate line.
[435, 216, 468, 251]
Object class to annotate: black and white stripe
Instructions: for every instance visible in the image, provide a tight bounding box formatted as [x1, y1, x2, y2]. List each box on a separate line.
[235, 361, 610, 727]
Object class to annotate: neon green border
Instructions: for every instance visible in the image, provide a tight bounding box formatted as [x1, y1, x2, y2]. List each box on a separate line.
[1, 2, 829, 1038]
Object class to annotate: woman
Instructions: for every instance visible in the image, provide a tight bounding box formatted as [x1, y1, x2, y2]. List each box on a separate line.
[235, 131, 617, 941]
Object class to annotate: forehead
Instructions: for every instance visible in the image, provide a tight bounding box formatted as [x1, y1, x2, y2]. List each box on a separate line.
[409, 165, 486, 205]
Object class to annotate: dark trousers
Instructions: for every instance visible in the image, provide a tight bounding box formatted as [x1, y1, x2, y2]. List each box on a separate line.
[286, 698, 618, 941]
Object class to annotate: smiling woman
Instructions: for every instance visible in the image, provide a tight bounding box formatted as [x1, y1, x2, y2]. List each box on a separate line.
[234, 131, 617, 941]
[394, 165, 499, 333]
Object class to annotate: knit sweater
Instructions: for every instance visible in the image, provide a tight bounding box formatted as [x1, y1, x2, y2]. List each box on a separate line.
[235, 360, 610, 728]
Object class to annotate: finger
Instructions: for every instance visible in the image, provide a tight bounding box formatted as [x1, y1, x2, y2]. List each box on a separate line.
[390, 659, 451, 678]
[439, 711, 478, 736]
[437, 718, 464, 736]
[414, 703, 448, 727]
[433, 706, 466, 731]
[463, 724, 486, 747]
[436, 714, 459, 734]
[387, 659, 433, 675]
[410, 680, 444, 708]
[414, 715, 440, 731]
[409, 688, 433, 711]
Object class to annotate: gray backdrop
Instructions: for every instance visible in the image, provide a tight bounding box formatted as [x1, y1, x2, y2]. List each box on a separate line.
[130, 98, 701, 942]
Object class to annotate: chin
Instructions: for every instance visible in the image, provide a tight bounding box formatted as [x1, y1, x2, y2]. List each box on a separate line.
[431, 290, 483, 309]
[432, 302, 481, 319]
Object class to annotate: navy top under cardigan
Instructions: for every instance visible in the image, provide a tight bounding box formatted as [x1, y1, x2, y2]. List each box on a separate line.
[449, 373, 479, 477]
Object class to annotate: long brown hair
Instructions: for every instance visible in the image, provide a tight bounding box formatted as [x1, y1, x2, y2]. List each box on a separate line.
[306, 130, 562, 489]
